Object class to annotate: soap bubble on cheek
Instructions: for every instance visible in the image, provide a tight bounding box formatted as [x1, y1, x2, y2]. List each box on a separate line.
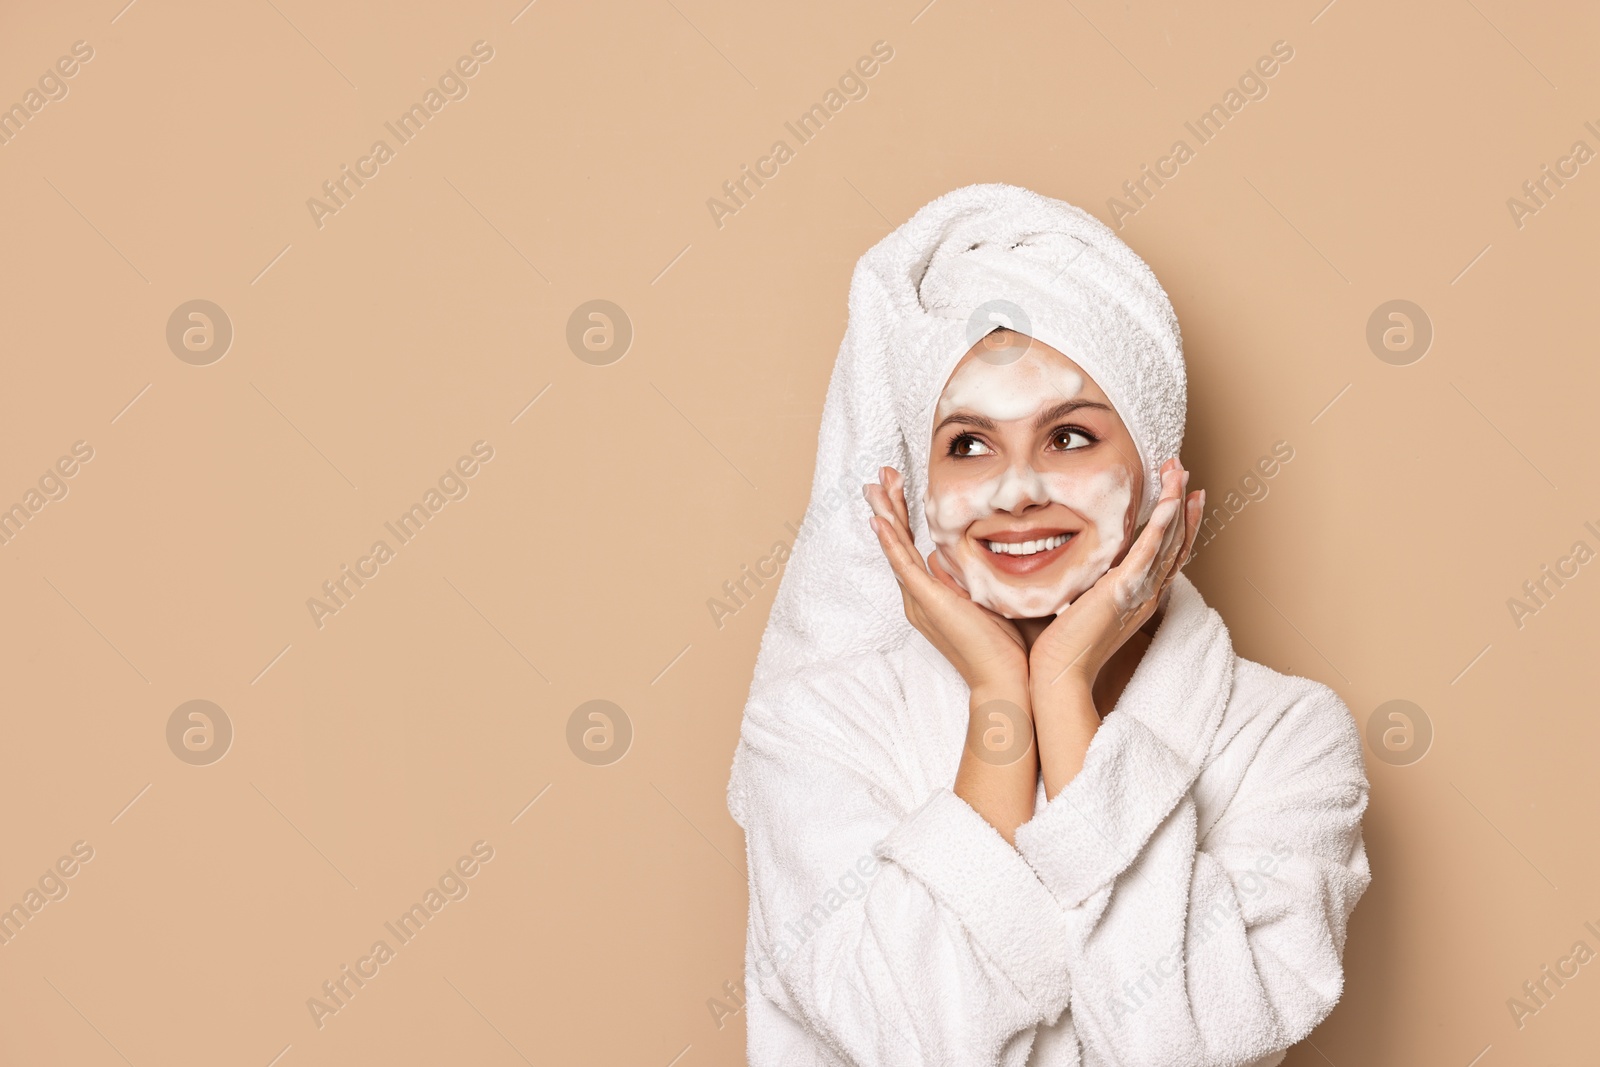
[925, 466, 1133, 619]
[1041, 468, 1134, 610]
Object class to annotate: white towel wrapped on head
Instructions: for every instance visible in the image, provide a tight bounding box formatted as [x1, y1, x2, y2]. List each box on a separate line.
[743, 183, 1186, 695]
[726, 183, 1370, 1067]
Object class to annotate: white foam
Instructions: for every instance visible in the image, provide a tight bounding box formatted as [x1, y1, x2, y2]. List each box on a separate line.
[924, 347, 1133, 619]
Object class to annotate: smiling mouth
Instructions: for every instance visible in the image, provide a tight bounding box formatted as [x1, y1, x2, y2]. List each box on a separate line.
[976, 530, 1077, 577]
[983, 533, 1071, 556]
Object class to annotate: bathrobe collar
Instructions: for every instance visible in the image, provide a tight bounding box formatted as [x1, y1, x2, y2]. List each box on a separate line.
[1108, 571, 1234, 770]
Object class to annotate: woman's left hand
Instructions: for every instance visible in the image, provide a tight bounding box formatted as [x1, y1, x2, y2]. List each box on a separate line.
[1028, 458, 1204, 697]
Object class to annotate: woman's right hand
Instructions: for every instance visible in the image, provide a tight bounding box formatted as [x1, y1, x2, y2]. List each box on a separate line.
[865, 467, 1029, 697]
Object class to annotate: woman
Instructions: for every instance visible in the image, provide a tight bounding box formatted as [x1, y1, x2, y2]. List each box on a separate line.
[726, 184, 1369, 1067]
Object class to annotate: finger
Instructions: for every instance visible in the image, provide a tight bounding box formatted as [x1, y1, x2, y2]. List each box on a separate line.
[1116, 487, 1183, 610]
[869, 515, 948, 607]
[927, 549, 969, 596]
[1119, 488, 1181, 586]
[869, 490, 934, 594]
[1154, 481, 1188, 568]
[864, 483, 910, 549]
[1157, 470, 1197, 576]
[1148, 489, 1203, 615]
[884, 467, 912, 532]
[1140, 516, 1180, 603]
[868, 513, 921, 583]
[1175, 489, 1204, 572]
[1151, 504, 1186, 586]
[865, 482, 919, 554]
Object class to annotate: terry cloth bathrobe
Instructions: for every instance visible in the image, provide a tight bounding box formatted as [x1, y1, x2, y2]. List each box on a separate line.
[725, 184, 1371, 1067]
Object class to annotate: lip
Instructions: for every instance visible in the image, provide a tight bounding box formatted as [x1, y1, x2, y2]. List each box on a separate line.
[972, 528, 1077, 576]
[979, 526, 1072, 544]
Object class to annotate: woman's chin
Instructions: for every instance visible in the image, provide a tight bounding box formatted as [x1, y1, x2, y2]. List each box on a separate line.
[969, 564, 1109, 620]
[974, 584, 1068, 621]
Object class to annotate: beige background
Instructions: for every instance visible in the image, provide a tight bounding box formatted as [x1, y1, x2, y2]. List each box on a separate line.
[1, 0, 1597, 1064]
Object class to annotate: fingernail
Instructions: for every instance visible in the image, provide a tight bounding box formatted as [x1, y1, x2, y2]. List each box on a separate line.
[862, 484, 872, 502]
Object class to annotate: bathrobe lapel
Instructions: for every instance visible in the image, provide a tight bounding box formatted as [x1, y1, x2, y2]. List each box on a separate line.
[1013, 572, 1235, 910]
[1112, 571, 1234, 774]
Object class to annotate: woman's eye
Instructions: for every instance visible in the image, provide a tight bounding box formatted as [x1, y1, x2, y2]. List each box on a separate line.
[948, 433, 993, 457]
[1048, 428, 1094, 451]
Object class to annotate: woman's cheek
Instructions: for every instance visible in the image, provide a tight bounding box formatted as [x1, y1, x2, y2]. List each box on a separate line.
[925, 480, 991, 546]
[1041, 468, 1133, 560]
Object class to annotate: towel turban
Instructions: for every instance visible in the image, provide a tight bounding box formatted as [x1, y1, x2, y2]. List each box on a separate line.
[745, 182, 1187, 695]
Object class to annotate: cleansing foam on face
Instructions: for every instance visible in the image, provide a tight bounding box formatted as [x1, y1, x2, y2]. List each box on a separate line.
[924, 345, 1134, 619]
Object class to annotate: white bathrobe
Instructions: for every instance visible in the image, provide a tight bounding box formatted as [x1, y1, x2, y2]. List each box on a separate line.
[729, 573, 1370, 1066]
[725, 184, 1370, 1066]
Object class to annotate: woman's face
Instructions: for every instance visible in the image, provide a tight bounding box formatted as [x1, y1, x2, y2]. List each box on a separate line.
[923, 330, 1145, 619]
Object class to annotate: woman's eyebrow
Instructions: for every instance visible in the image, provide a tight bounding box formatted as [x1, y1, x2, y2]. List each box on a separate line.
[934, 412, 998, 433]
[1034, 398, 1112, 425]
[935, 399, 1111, 434]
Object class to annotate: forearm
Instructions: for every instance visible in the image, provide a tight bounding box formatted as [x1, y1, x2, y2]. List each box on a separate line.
[952, 681, 1039, 843]
[737, 693, 1079, 1065]
[1032, 673, 1100, 800]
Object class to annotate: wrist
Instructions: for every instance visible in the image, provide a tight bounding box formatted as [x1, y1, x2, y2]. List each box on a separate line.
[1029, 669, 1097, 721]
[964, 683, 1035, 773]
[1031, 657, 1095, 694]
[969, 676, 1031, 711]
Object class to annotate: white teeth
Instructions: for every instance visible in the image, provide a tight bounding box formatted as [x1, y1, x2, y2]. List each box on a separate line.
[984, 533, 1070, 556]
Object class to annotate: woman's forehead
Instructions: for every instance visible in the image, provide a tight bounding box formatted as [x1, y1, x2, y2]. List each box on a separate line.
[935, 333, 1110, 424]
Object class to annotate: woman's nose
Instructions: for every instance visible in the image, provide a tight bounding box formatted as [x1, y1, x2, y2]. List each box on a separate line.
[987, 463, 1050, 513]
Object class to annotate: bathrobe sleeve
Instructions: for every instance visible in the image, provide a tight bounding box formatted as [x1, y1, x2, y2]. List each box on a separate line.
[730, 663, 1075, 1067]
[1013, 676, 1371, 1067]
